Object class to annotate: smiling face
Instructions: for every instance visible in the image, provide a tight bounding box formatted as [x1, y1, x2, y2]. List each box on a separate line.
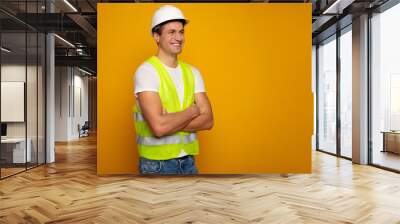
[153, 21, 185, 56]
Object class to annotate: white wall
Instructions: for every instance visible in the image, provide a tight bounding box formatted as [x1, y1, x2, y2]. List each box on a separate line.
[55, 66, 69, 141]
[73, 72, 89, 137]
[1, 65, 38, 137]
[55, 67, 89, 141]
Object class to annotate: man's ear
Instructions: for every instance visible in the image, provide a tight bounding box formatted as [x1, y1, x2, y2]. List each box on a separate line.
[153, 33, 160, 44]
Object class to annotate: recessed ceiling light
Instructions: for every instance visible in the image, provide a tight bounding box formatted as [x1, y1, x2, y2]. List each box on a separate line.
[322, 0, 352, 15]
[1, 47, 11, 53]
[63, 0, 78, 12]
[77, 67, 93, 76]
[54, 34, 75, 48]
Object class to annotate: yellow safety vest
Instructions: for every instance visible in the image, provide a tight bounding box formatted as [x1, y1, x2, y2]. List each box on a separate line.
[133, 56, 199, 160]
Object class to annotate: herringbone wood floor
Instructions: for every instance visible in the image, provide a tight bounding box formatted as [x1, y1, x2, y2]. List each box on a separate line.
[1, 134, 400, 224]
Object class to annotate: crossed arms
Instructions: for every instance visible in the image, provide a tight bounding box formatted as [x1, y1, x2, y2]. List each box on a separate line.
[137, 92, 214, 138]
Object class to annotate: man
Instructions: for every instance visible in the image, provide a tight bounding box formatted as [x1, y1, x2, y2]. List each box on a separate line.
[133, 5, 214, 174]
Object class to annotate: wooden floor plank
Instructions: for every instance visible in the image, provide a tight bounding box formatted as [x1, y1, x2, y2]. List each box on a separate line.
[1, 134, 400, 223]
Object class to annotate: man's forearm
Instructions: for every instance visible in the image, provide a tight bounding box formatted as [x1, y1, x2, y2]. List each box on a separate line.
[150, 106, 199, 137]
[157, 110, 197, 136]
[137, 92, 201, 137]
[181, 113, 213, 132]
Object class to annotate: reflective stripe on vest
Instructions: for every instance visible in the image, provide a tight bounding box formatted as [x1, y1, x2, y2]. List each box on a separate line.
[137, 133, 197, 146]
[135, 112, 145, 121]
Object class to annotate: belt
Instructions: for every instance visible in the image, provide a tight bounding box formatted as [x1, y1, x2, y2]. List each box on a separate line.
[140, 155, 192, 161]
[174, 155, 192, 160]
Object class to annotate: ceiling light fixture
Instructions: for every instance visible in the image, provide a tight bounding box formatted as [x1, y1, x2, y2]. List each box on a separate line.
[322, 0, 350, 15]
[78, 67, 93, 76]
[1, 47, 11, 53]
[63, 0, 78, 12]
[54, 34, 75, 48]
[76, 48, 85, 55]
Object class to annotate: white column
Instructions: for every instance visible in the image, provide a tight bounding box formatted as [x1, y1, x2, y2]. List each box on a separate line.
[312, 45, 317, 151]
[352, 14, 369, 164]
[46, 32, 55, 163]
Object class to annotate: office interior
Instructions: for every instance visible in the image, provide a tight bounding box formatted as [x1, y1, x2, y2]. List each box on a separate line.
[0, 0, 400, 222]
[313, 0, 400, 172]
[0, 0, 97, 179]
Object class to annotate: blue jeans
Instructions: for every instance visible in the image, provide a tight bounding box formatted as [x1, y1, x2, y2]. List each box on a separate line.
[139, 155, 198, 175]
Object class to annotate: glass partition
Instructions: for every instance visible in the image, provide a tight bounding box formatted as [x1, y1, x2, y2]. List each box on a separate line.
[0, 1, 46, 179]
[1, 30, 28, 177]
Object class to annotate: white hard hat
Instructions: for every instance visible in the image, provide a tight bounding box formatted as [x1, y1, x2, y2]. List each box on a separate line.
[151, 5, 188, 34]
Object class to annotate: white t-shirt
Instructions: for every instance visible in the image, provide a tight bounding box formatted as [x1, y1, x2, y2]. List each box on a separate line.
[134, 60, 206, 158]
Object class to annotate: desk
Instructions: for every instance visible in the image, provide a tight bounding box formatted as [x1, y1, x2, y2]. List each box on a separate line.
[1, 138, 31, 163]
[382, 131, 400, 154]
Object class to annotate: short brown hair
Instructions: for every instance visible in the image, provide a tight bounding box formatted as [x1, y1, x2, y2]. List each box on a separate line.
[152, 19, 187, 35]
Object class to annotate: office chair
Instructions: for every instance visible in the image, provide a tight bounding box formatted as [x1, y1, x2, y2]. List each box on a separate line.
[79, 121, 90, 138]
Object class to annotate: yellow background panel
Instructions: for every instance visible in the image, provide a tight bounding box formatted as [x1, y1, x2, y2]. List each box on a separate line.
[97, 3, 312, 174]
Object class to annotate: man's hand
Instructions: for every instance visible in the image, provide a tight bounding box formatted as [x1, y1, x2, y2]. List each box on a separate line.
[186, 104, 201, 117]
[181, 93, 214, 132]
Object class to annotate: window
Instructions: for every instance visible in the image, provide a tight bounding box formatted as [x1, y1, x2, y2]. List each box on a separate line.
[317, 35, 337, 154]
[340, 28, 352, 158]
[370, 2, 400, 171]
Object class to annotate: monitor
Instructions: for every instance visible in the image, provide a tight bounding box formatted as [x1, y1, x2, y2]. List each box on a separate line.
[1, 123, 7, 137]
